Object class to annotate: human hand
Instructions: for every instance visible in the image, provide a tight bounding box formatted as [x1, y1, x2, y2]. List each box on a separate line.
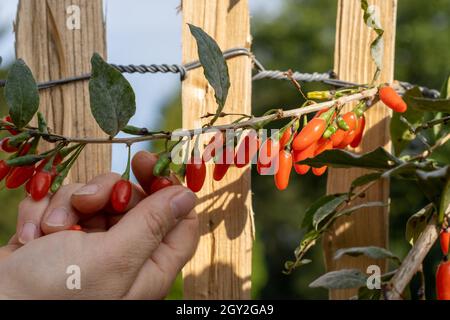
[0, 151, 199, 299]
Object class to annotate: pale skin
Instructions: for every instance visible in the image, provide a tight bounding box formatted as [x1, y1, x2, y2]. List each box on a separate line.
[0, 151, 200, 299]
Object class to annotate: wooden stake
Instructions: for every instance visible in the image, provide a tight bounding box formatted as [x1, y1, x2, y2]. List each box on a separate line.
[181, 0, 253, 299]
[15, 0, 110, 183]
[324, 0, 397, 299]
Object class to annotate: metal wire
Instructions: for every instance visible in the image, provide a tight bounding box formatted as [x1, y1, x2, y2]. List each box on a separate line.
[0, 47, 441, 98]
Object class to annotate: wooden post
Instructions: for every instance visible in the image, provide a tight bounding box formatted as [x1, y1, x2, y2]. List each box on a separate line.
[324, 0, 397, 299]
[181, 0, 253, 299]
[15, 0, 110, 183]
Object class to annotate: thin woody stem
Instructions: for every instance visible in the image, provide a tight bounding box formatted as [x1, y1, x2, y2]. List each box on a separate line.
[1, 87, 380, 146]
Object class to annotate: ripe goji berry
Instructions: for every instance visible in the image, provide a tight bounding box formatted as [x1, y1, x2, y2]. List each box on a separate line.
[311, 139, 333, 176]
[350, 116, 366, 148]
[1, 138, 19, 153]
[257, 138, 279, 175]
[279, 127, 292, 150]
[330, 129, 346, 147]
[19, 143, 32, 156]
[29, 171, 52, 201]
[3, 116, 19, 135]
[150, 176, 174, 194]
[0, 160, 11, 182]
[274, 149, 292, 191]
[342, 112, 357, 131]
[337, 129, 357, 149]
[234, 133, 259, 168]
[379, 86, 407, 113]
[186, 156, 206, 192]
[203, 132, 223, 162]
[213, 145, 234, 181]
[69, 225, 83, 231]
[110, 179, 132, 213]
[436, 261, 450, 300]
[440, 228, 450, 256]
[292, 142, 317, 175]
[292, 118, 327, 151]
[6, 165, 35, 189]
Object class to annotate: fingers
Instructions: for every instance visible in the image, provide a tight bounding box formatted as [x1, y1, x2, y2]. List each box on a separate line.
[132, 151, 158, 194]
[71, 173, 145, 215]
[40, 184, 84, 234]
[16, 196, 50, 244]
[102, 185, 197, 268]
[123, 211, 199, 299]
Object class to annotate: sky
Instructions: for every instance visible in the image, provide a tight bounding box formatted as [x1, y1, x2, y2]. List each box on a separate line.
[0, 0, 280, 176]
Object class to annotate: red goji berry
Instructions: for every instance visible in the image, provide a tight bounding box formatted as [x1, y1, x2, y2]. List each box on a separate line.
[69, 225, 83, 231]
[350, 116, 366, 148]
[6, 165, 35, 189]
[29, 171, 52, 201]
[292, 118, 327, 151]
[279, 128, 292, 150]
[379, 86, 407, 113]
[213, 145, 234, 181]
[292, 142, 317, 175]
[203, 132, 223, 162]
[311, 139, 333, 176]
[337, 129, 357, 149]
[110, 179, 132, 213]
[235, 133, 259, 168]
[330, 129, 346, 147]
[342, 112, 357, 131]
[0, 160, 11, 182]
[19, 143, 32, 156]
[440, 228, 450, 256]
[3, 116, 19, 135]
[1, 138, 19, 153]
[186, 156, 206, 192]
[437, 261, 450, 300]
[274, 149, 292, 191]
[257, 138, 279, 175]
[150, 176, 174, 194]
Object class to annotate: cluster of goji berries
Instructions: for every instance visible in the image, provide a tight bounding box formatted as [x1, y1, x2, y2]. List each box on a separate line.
[0, 115, 80, 202]
[437, 228, 450, 300]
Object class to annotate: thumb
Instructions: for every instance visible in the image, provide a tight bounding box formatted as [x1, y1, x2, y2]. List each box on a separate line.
[102, 185, 196, 266]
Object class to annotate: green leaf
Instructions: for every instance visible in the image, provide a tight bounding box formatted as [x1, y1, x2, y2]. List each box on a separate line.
[405, 86, 450, 113]
[405, 204, 434, 245]
[4, 59, 40, 128]
[334, 246, 400, 263]
[188, 24, 230, 123]
[309, 269, 368, 289]
[439, 176, 450, 224]
[301, 193, 346, 231]
[298, 147, 401, 170]
[284, 229, 321, 274]
[361, 0, 384, 82]
[350, 172, 382, 194]
[416, 166, 450, 206]
[440, 73, 450, 99]
[357, 286, 381, 300]
[312, 194, 348, 230]
[89, 53, 136, 137]
[335, 202, 387, 220]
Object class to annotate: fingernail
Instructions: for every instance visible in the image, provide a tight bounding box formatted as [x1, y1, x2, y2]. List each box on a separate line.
[46, 207, 69, 227]
[19, 222, 37, 244]
[73, 184, 100, 196]
[170, 190, 197, 219]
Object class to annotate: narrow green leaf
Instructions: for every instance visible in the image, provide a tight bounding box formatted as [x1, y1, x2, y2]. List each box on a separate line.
[188, 24, 230, 124]
[440, 73, 450, 99]
[334, 246, 400, 263]
[416, 166, 450, 206]
[405, 204, 435, 245]
[439, 176, 450, 224]
[405, 86, 450, 113]
[301, 193, 346, 231]
[360, 0, 384, 82]
[335, 202, 387, 220]
[298, 147, 401, 170]
[89, 53, 136, 137]
[350, 172, 382, 192]
[312, 195, 348, 230]
[309, 269, 368, 289]
[4, 59, 40, 128]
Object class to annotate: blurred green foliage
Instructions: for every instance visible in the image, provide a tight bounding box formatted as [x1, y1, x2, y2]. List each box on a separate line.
[0, 0, 449, 299]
